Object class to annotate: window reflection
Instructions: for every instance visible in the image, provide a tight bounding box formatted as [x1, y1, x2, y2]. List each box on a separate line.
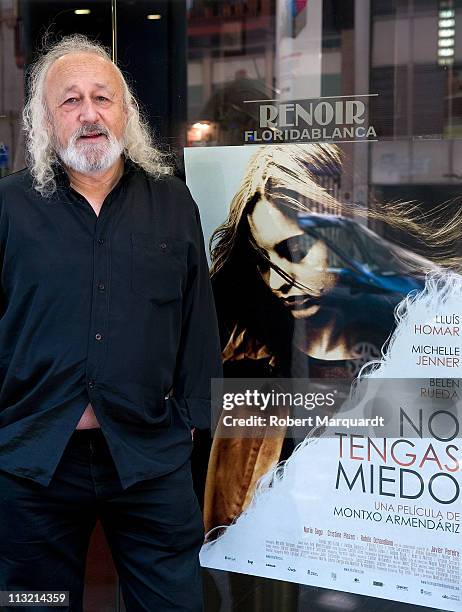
[1, 1, 461, 610]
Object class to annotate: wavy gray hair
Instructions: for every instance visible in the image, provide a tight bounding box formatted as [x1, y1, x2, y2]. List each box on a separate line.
[23, 34, 171, 196]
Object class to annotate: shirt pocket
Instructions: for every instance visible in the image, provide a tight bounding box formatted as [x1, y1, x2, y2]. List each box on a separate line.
[131, 233, 187, 304]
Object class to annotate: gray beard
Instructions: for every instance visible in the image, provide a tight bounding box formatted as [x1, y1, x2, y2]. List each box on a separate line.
[57, 133, 125, 174]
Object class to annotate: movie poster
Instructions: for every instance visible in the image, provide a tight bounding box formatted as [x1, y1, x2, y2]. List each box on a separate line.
[184, 143, 461, 611]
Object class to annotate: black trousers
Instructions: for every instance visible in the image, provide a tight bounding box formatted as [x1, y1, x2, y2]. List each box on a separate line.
[0, 429, 204, 612]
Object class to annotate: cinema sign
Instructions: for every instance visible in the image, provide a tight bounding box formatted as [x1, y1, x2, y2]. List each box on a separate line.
[244, 96, 378, 144]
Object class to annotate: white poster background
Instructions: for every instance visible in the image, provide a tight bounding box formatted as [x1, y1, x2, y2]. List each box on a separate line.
[184, 145, 260, 264]
[184, 145, 462, 611]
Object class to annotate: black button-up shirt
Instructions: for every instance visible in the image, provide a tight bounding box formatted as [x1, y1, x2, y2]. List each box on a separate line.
[0, 161, 222, 488]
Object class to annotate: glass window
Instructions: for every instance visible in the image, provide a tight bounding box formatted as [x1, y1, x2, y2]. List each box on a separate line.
[3, 1, 461, 610]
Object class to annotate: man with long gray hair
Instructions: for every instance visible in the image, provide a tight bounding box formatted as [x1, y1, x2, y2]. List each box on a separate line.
[0, 34, 221, 611]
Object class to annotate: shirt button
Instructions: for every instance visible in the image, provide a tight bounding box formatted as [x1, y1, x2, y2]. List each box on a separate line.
[95, 333, 103, 341]
[160, 241, 167, 250]
[88, 379, 96, 389]
[97, 283, 105, 291]
[97, 238, 105, 245]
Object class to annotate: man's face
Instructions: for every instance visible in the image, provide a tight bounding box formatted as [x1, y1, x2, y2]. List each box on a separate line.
[44, 52, 126, 174]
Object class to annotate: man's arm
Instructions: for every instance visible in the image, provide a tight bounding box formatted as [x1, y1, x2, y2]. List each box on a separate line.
[172, 182, 222, 429]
